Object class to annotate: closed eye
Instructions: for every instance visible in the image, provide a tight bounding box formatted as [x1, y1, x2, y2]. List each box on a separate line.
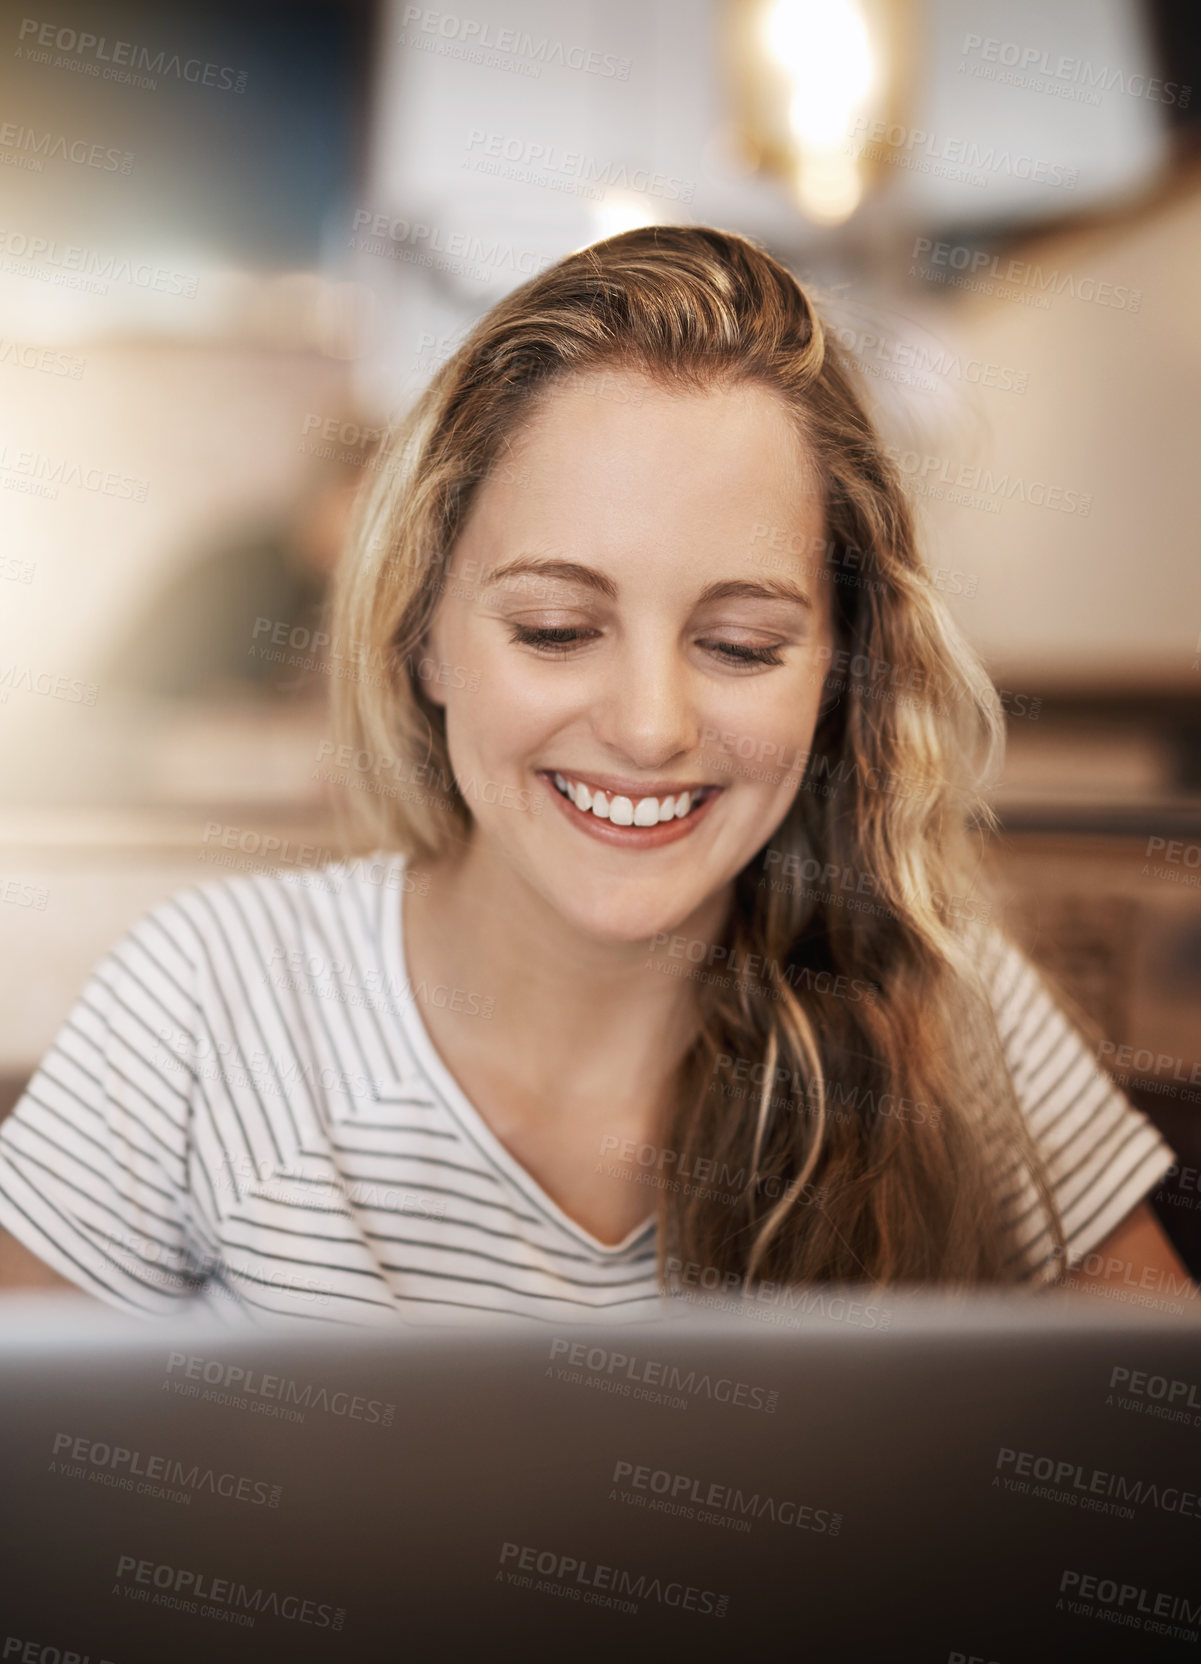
[701, 640, 785, 666]
[507, 624, 786, 667]
[507, 625, 594, 653]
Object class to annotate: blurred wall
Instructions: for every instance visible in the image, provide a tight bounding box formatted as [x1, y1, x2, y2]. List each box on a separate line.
[0, 0, 1198, 1110]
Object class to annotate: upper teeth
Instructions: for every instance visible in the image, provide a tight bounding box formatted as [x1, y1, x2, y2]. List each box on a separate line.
[552, 772, 699, 825]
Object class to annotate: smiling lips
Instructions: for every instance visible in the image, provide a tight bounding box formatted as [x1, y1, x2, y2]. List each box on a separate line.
[551, 771, 713, 826]
[540, 769, 723, 847]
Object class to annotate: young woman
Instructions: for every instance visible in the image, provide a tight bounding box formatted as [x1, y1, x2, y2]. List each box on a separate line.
[0, 226, 1189, 1323]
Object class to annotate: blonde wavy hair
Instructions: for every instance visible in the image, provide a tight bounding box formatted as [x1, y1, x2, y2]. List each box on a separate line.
[330, 224, 1065, 1289]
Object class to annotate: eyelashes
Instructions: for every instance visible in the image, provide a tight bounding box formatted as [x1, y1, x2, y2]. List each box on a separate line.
[507, 625, 587, 653]
[712, 642, 785, 667]
[505, 624, 785, 667]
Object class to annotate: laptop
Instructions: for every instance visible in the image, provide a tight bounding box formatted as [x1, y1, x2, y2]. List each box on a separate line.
[0, 1289, 1196, 1662]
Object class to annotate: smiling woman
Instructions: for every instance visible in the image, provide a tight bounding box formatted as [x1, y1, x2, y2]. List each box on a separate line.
[0, 226, 1190, 1320]
[326, 225, 1187, 1296]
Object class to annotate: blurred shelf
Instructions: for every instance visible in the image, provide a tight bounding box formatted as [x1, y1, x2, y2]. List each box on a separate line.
[0, 804, 345, 858]
[991, 799, 1201, 838]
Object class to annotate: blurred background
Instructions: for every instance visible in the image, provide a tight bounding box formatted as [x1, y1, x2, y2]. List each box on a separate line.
[0, 0, 1198, 1259]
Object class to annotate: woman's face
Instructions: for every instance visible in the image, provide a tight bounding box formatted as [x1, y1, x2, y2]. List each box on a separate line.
[423, 369, 833, 944]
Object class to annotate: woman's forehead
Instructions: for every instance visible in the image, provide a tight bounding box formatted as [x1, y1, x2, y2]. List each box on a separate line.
[469, 373, 826, 558]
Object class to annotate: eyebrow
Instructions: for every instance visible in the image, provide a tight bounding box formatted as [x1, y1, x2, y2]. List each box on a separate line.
[695, 577, 814, 610]
[482, 557, 618, 599]
[480, 558, 814, 611]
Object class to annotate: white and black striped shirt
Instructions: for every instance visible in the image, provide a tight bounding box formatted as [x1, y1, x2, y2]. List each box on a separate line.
[0, 853, 1176, 1324]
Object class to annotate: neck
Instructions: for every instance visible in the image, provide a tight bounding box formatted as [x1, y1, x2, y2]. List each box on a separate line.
[405, 835, 731, 1110]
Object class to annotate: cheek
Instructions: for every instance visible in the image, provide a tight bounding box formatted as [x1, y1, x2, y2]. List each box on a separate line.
[426, 609, 493, 713]
[443, 630, 560, 763]
[700, 669, 825, 781]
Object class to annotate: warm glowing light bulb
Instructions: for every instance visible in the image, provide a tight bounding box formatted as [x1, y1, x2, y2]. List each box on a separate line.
[761, 0, 876, 223]
[764, 0, 873, 147]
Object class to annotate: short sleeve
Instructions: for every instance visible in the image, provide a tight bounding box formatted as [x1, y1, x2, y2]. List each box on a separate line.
[980, 933, 1178, 1284]
[0, 895, 214, 1314]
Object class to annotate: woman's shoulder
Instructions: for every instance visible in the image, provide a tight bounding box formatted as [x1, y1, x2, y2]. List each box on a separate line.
[958, 919, 1118, 1137]
[961, 920, 1064, 1045]
[116, 849, 416, 974]
[962, 918, 1030, 1000]
[963, 921, 1093, 1086]
[964, 922, 1176, 1274]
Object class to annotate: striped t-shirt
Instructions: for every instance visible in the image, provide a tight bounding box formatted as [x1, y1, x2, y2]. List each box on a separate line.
[0, 853, 1176, 1325]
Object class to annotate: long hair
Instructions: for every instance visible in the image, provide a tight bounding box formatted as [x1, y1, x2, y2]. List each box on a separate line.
[330, 224, 1065, 1288]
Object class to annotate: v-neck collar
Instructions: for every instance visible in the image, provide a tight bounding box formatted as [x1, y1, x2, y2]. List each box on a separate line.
[375, 851, 657, 1261]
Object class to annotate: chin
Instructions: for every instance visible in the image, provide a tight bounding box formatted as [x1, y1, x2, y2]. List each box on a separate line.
[545, 875, 716, 949]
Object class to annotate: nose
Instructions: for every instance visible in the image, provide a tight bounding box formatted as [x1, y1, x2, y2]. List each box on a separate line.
[588, 630, 701, 772]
